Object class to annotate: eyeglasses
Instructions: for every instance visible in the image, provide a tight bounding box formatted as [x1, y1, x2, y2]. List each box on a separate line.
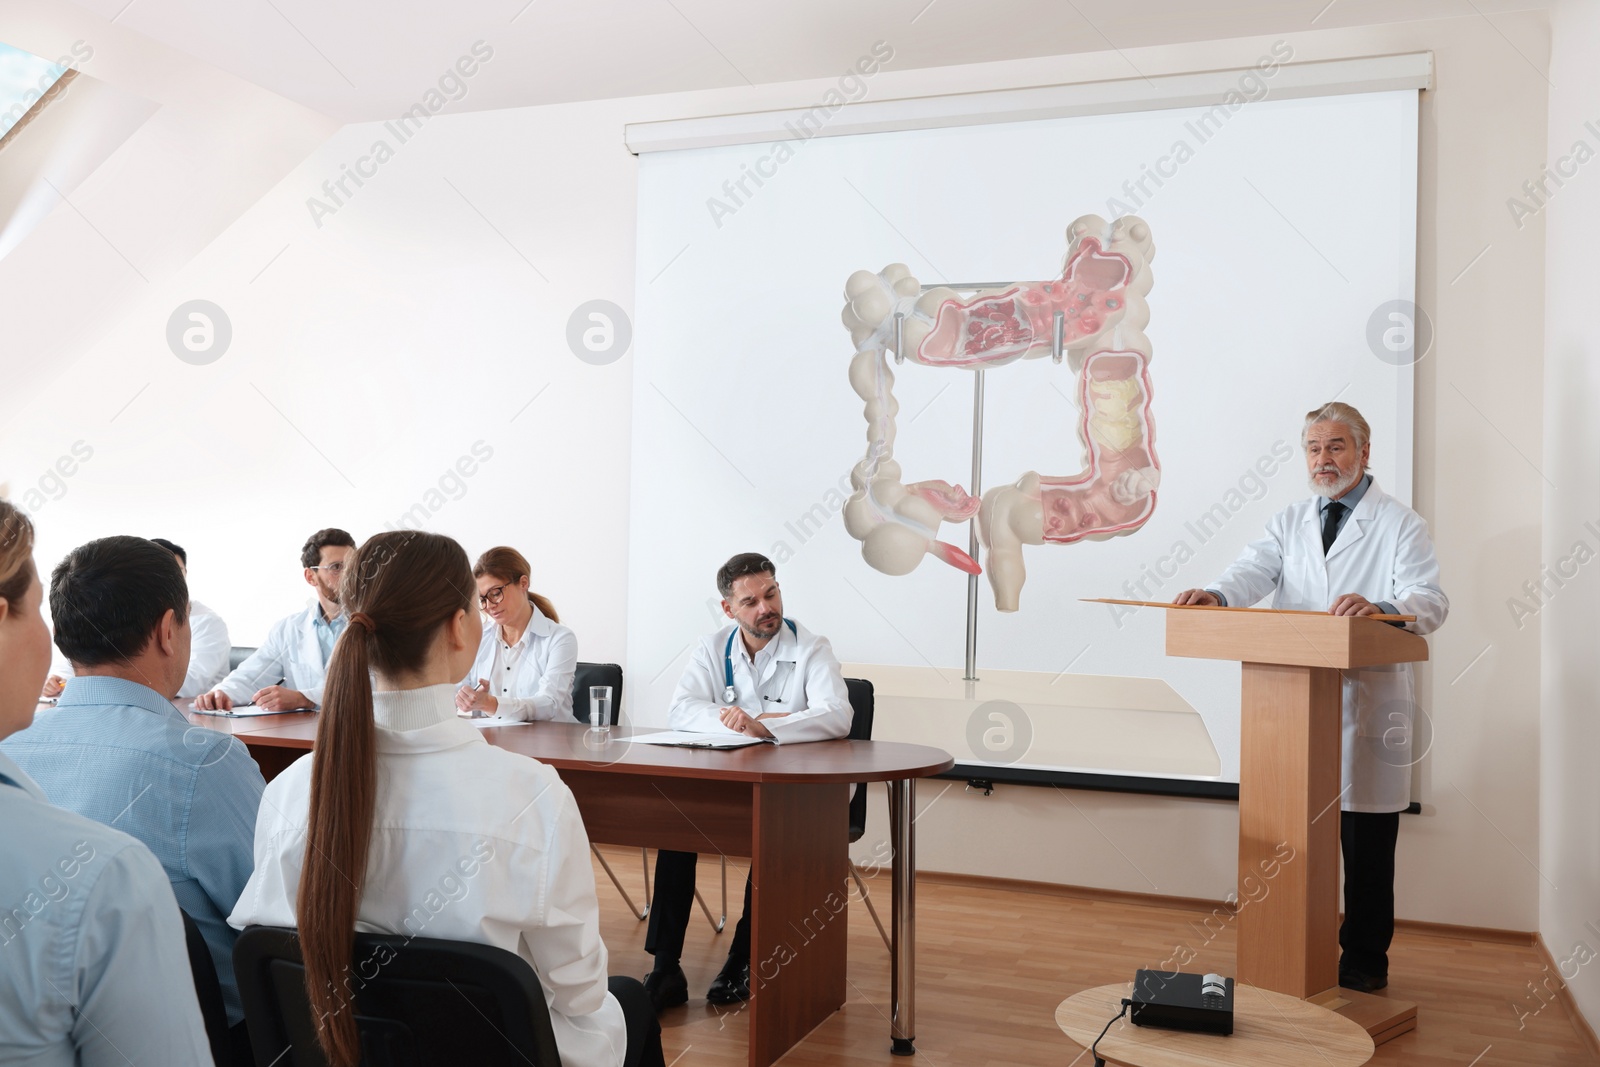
[478, 583, 511, 608]
[310, 562, 346, 575]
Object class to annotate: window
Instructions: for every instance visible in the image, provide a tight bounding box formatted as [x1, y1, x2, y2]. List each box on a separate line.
[1, 42, 71, 146]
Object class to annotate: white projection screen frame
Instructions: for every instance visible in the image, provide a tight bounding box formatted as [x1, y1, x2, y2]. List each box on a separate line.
[626, 60, 1423, 787]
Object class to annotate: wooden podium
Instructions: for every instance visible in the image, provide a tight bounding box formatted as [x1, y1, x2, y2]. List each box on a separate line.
[1154, 603, 1428, 1046]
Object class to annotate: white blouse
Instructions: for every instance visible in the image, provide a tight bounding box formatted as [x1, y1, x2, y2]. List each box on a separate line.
[228, 684, 626, 1067]
[465, 606, 578, 722]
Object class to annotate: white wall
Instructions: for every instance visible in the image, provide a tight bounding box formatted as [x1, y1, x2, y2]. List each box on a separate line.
[1540, 0, 1600, 1027]
[1, 11, 1550, 931]
[0, 87, 646, 666]
[0, 0, 338, 426]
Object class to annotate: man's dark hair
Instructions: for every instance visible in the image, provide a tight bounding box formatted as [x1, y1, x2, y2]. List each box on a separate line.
[301, 528, 356, 570]
[50, 537, 190, 667]
[149, 537, 186, 566]
[717, 552, 776, 599]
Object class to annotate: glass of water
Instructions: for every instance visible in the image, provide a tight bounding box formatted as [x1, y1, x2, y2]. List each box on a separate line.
[588, 685, 612, 742]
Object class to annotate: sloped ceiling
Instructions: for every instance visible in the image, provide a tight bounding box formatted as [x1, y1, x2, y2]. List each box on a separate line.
[65, 0, 1550, 123]
[0, 0, 1551, 436]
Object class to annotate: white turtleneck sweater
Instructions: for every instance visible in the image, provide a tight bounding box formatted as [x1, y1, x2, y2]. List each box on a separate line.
[229, 683, 626, 1067]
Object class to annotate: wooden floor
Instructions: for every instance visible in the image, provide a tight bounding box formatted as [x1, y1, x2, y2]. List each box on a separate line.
[591, 847, 1600, 1066]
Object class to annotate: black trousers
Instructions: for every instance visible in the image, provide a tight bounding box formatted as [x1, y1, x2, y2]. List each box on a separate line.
[227, 1020, 254, 1066]
[608, 976, 667, 1067]
[644, 850, 753, 966]
[1339, 810, 1400, 978]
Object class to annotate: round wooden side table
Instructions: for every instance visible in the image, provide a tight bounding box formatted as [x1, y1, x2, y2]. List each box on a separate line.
[1057, 982, 1374, 1067]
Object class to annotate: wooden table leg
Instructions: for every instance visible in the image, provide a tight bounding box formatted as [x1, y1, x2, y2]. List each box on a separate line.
[747, 781, 848, 1067]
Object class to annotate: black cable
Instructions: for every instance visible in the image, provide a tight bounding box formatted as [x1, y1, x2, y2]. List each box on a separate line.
[1088, 999, 1132, 1066]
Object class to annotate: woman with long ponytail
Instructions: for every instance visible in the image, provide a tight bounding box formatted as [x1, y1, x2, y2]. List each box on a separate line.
[455, 546, 580, 722]
[229, 532, 663, 1067]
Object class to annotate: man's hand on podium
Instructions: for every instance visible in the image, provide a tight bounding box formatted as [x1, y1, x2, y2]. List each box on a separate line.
[1330, 593, 1384, 617]
[1172, 589, 1220, 607]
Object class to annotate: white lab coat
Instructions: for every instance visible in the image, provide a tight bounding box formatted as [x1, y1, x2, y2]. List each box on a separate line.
[214, 603, 336, 708]
[1210, 480, 1448, 812]
[464, 608, 578, 722]
[229, 684, 627, 1067]
[52, 600, 232, 700]
[670, 619, 853, 744]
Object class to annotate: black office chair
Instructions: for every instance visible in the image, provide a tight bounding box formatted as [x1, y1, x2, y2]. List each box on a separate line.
[843, 677, 890, 950]
[572, 664, 655, 922]
[234, 926, 563, 1067]
[570, 662, 622, 726]
[228, 646, 256, 672]
[181, 909, 235, 1067]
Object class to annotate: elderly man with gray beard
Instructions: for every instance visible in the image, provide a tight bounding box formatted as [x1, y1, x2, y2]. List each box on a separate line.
[1174, 401, 1448, 993]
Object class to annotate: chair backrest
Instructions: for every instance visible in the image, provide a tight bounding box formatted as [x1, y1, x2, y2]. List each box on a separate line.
[234, 926, 563, 1067]
[229, 646, 256, 671]
[181, 908, 235, 1067]
[570, 662, 623, 725]
[844, 677, 875, 843]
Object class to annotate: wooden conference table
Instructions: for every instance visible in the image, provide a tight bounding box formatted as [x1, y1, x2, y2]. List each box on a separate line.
[189, 708, 953, 1067]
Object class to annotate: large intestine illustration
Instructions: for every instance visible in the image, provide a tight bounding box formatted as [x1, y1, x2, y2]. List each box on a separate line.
[840, 214, 1158, 611]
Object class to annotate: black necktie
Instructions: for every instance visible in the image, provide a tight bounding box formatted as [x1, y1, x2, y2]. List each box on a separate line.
[1321, 501, 1347, 555]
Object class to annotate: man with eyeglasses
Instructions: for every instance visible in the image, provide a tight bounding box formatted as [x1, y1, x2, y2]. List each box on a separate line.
[194, 528, 356, 712]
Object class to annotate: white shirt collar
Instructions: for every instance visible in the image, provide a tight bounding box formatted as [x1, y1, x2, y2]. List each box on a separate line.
[372, 683, 462, 732]
[497, 604, 554, 649]
[368, 686, 488, 756]
[734, 619, 794, 668]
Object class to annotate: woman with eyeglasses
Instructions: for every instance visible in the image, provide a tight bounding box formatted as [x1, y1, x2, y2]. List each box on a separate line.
[455, 546, 578, 721]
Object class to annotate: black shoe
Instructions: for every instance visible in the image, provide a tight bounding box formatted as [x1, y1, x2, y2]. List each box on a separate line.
[1338, 969, 1388, 993]
[643, 963, 688, 1012]
[705, 958, 751, 1005]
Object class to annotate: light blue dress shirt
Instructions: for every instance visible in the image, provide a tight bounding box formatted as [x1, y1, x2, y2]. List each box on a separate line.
[0, 750, 212, 1066]
[313, 607, 347, 666]
[2, 676, 265, 1025]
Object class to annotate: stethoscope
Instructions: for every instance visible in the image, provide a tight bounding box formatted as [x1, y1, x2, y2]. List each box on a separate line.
[724, 618, 797, 703]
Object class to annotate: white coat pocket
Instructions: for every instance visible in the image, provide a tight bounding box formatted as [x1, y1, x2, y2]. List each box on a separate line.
[1352, 663, 1412, 739]
[761, 661, 797, 710]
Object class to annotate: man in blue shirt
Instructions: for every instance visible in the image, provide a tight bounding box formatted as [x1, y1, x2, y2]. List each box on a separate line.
[3, 536, 266, 1051]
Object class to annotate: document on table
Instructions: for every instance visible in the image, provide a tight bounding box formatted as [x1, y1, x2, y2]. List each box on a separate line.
[628, 730, 777, 749]
[466, 715, 534, 729]
[190, 704, 302, 717]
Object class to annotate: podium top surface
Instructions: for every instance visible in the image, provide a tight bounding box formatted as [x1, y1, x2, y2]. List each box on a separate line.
[1086, 601, 1429, 669]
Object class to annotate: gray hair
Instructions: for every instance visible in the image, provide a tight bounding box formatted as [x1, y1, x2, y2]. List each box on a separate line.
[1302, 402, 1370, 453]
